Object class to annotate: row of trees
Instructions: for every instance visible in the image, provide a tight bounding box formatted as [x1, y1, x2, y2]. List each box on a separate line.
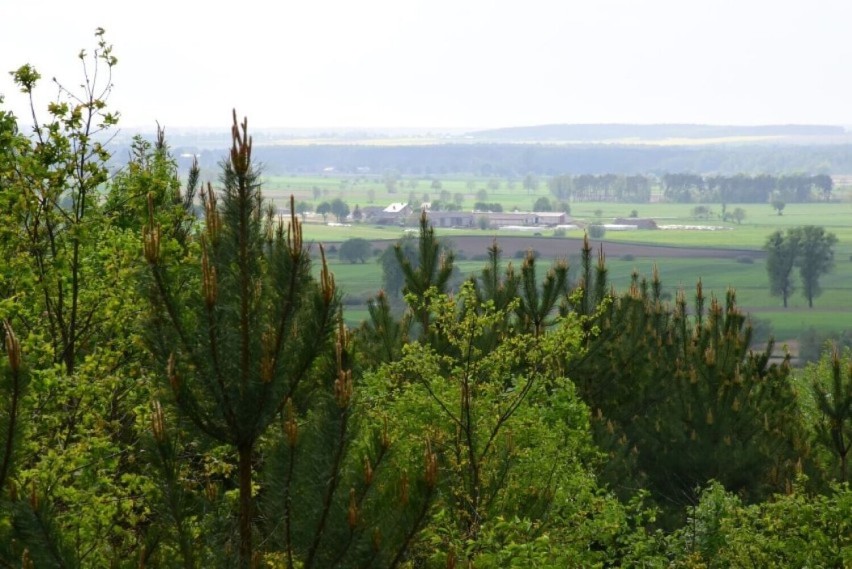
[662, 173, 833, 204]
[549, 174, 652, 202]
[547, 172, 834, 205]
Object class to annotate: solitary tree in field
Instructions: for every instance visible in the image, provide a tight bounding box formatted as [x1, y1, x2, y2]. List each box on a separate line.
[330, 198, 350, 222]
[771, 198, 786, 216]
[316, 201, 332, 222]
[339, 237, 371, 263]
[764, 230, 800, 308]
[795, 225, 838, 308]
[293, 200, 310, 220]
[691, 205, 712, 219]
[523, 173, 539, 195]
[533, 196, 553, 211]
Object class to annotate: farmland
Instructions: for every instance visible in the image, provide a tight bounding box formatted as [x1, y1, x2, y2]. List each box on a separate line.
[260, 174, 852, 354]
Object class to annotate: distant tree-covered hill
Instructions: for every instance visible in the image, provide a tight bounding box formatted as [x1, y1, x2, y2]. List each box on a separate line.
[465, 123, 847, 141]
[176, 142, 852, 177]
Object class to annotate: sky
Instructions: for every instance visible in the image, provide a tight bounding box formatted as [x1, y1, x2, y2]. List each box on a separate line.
[2, 0, 851, 131]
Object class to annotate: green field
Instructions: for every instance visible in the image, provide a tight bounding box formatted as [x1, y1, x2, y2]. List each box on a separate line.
[324, 249, 852, 347]
[282, 176, 852, 349]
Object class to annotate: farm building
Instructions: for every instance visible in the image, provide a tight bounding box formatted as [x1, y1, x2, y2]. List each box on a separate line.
[485, 211, 569, 227]
[374, 202, 413, 224]
[612, 217, 659, 229]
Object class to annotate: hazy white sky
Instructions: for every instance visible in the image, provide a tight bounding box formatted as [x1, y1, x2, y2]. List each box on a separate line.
[2, 0, 851, 130]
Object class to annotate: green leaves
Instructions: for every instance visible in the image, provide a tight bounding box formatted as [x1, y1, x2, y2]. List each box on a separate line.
[365, 280, 593, 565]
[765, 225, 838, 308]
[668, 480, 852, 567]
[809, 349, 852, 482]
[570, 269, 804, 518]
[10, 64, 41, 93]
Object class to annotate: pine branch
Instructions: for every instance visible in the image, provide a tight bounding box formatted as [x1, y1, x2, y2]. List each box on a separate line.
[304, 405, 352, 569]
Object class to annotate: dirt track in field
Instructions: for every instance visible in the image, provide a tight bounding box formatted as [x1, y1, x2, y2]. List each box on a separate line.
[353, 235, 764, 261]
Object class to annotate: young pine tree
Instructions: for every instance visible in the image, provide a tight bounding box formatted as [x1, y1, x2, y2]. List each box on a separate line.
[810, 349, 852, 482]
[144, 112, 433, 567]
[570, 272, 806, 518]
[144, 111, 340, 565]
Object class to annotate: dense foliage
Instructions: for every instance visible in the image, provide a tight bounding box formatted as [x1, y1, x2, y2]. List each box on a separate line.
[1, 32, 850, 567]
[765, 226, 838, 308]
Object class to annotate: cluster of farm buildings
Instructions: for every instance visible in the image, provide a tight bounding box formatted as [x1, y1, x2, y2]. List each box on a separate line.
[358, 203, 658, 230]
[362, 203, 571, 229]
[280, 202, 661, 231]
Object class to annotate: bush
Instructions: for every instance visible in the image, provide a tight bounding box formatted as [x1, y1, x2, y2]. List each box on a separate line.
[620, 254, 635, 262]
[341, 293, 369, 306]
[588, 224, 606, 239]
[798, 327, 852, 364]
[514, 249, 539, 260]
[748, 316, 774, 345]
[553, 228, 566, 237]
[338, 238, 370, 263]
[736, 255, 754, 264]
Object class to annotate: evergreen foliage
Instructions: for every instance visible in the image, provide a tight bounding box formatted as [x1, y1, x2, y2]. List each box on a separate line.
[666, 479, 851, 567]
[569, 267, 806, 518]
[144, 111, 433, 567]
[394, 211, 455, 337]
[809, 349, 852, 482]
[2, 30, 851, 569]
[355, 291, 412, 369]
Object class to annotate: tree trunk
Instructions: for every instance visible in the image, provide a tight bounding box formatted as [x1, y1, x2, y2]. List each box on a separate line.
[238, 444, 254, 567]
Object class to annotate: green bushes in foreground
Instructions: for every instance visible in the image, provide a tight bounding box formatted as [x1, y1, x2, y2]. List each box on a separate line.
[1, 33, 851, 566]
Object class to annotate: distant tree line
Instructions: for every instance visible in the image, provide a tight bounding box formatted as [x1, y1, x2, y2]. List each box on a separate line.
[546, 172, 834, 205]
[662, 173, 833, 203]
[3, 33, 850, 568]
[549, 174, 653, 202]
[185, 143, 852, 178]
